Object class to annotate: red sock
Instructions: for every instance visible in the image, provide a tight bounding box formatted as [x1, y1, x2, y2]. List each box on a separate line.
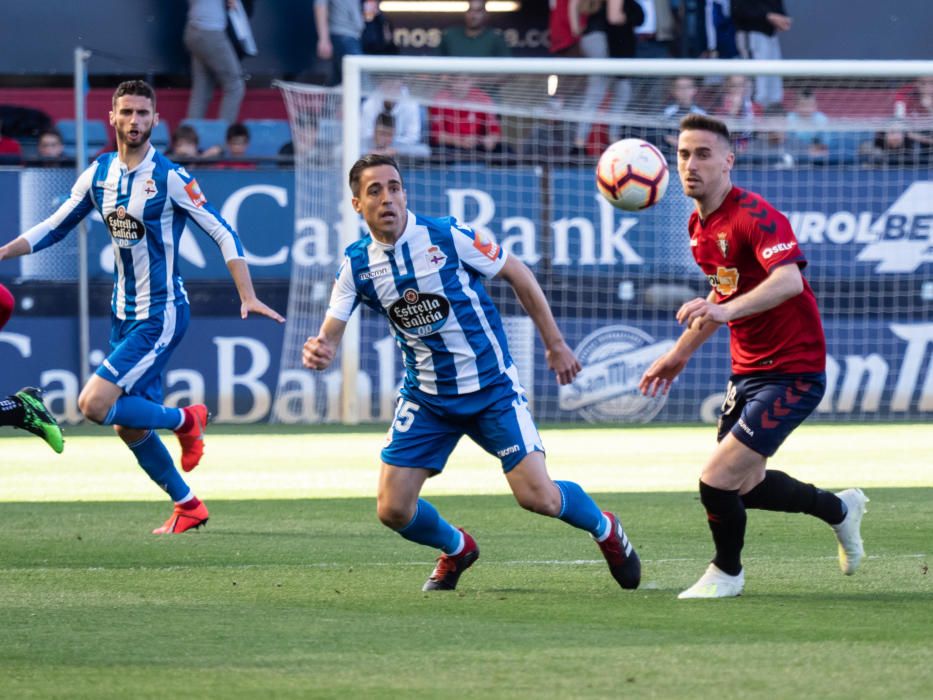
[178, 496, 202, 511]
[177, 406, 194, 432]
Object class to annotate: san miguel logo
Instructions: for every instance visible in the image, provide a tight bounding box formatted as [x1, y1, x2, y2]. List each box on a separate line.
[708, 266, 739, 296]
[388, 288, 450, 338]
[105, 206, 144, 248]
[558, 325, 674, 424]
[716, 232, 729, 256]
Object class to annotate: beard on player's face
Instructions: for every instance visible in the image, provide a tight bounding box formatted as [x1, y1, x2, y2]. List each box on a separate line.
[118, 123, 152, 148]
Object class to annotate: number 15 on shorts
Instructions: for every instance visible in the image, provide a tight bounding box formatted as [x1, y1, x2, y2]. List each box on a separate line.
[385, 399, 420, 446]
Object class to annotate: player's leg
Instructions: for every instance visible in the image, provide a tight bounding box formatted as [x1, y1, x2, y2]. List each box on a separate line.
[379, 394, 476, 591]
[79, 307, 208, 470]
[0, 387, 64, 453]
[735, 374, 867, 574]
[474, 367, 639, 589]
[0, 284, 64, 452]
[115, 424, 208, 534]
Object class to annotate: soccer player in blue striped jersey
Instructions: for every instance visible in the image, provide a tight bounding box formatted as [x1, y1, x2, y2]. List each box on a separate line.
[303, 154, 641, 592]
[0, 80, 284, 534]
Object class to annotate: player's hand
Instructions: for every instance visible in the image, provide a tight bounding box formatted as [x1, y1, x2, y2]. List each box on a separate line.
[241, 297, 285, 323]
[545, 340, 582, 385]
[639, 351, 687, 397]
[676, 297, 730, 330]
[303, 334, 335, 370]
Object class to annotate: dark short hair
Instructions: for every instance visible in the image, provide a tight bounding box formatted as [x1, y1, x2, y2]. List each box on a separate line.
[349, 153, 402, 196]
[112, 80, 156, 109]
[680, 113, 731, 143]
[38, 128, 63, 143]
[172, 124, 199, 145]
[375, 111, 395, 130]
[226, 122, 250, 141]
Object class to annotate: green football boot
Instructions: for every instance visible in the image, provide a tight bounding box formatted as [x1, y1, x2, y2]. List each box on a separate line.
[14, 387, 64, 454]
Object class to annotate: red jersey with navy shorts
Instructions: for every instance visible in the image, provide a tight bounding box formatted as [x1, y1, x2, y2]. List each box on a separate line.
[689, 186, 826, 375]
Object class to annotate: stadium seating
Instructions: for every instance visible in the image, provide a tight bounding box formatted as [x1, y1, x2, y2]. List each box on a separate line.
[151, 121, 170, 150]
[180, 118, 228, 152]
[56, 119, 108, 157]
[243, 119, 291, 157]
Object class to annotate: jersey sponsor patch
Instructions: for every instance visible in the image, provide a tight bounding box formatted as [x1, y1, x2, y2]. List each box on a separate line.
[707, 266, 739, 296]
[473, 232, 500, 261]
[105, 206, 145, 248]
[388, 288, 450, 338]
[761, 241, 797, 259]
[184, 179, 207, 207]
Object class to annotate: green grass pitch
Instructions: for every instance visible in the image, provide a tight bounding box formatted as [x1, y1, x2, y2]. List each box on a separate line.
[1, 423, 931, 698]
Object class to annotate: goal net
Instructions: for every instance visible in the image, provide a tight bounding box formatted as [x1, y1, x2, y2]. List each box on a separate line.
[276, 57, 933, 425]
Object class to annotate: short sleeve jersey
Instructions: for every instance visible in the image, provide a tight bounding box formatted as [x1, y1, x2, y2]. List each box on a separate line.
[326, 211, 513, 396]
[689, 186, 826, 374]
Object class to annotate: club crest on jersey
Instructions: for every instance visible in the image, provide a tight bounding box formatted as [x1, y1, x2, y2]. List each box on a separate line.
[184, 179, 206, 207]
[716, 232, 729, 256]
[425, 245, 447, 268]
[105, 206, 144, 248]
[707, 266, 740, 296]
[473, 232, 500, 261]
[388, 288, 450, 338]
[143, 179, 158, 199]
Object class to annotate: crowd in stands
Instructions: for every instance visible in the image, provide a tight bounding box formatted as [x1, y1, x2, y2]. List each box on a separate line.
[0, 1, 930, 169]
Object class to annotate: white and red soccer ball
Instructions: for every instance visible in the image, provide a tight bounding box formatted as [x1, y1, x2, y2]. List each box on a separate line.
[596, 138, 669, 211]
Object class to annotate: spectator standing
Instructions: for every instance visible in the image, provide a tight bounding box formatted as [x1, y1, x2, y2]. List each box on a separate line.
[438, 0, 511, 58]
[633, 0, 676, 59]
[184, 0, 246, 124]
[732, 0, 791, 108]
[571, 0, 644, 153]
[314, 0, 365, 86]
[706, 0, 738, 59]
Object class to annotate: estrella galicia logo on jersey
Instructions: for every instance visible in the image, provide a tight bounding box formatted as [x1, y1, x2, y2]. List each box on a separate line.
[707, 266, 739, 296]
[425, 245, 447, 268]
[558, 325, 674, 424]
[105, 207, 145, 248]
[184, 179, 207, 207]
[388, 289, 450, 338]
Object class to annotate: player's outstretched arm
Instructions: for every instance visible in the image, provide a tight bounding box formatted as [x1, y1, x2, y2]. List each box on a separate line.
[497, 255, 581, 385]
[302, 316, 346, 371]
[0, 237, 32, 261]
[639, 291, 722, 397]
[226, 258, 285, 322]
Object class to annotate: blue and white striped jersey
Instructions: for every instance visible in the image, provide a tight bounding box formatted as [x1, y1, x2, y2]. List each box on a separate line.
[327, 210, 513, 396]
[22, 146, 244, 320]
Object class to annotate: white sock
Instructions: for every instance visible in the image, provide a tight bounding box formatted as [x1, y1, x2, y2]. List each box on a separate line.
[594, 514, 613, 542]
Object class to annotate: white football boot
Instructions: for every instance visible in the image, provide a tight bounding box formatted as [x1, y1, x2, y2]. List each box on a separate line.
[678, 563, 745, 599]
[832, 488, 869, 575]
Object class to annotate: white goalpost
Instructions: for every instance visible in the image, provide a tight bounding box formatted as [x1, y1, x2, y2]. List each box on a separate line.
[275, 56, 933, 426]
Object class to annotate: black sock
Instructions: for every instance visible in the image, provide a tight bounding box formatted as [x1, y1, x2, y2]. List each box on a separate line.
[699, 481, 746, 576]
[742, 470, 845, 525]
[0, 395, 24, 427]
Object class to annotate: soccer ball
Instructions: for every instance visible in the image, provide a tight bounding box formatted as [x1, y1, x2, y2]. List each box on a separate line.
[596, 138, 670, 211]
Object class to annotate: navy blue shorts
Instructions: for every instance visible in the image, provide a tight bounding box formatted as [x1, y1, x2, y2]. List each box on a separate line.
[381, 364, 543, 473]
[716, 372, 826, 457]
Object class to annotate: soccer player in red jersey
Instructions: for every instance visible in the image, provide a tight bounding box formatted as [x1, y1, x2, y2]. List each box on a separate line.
[639, 114, 868, 598]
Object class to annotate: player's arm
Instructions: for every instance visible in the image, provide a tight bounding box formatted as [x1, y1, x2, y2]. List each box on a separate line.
[0, 165, 96, 259]
[677, 262, 803, 329]
[639, 290, 722, 397]
[170, 170, 283, 322]
[496, 255, 581, 385]
[226, 258, 285, 322]
[302, 315, 346, 370]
